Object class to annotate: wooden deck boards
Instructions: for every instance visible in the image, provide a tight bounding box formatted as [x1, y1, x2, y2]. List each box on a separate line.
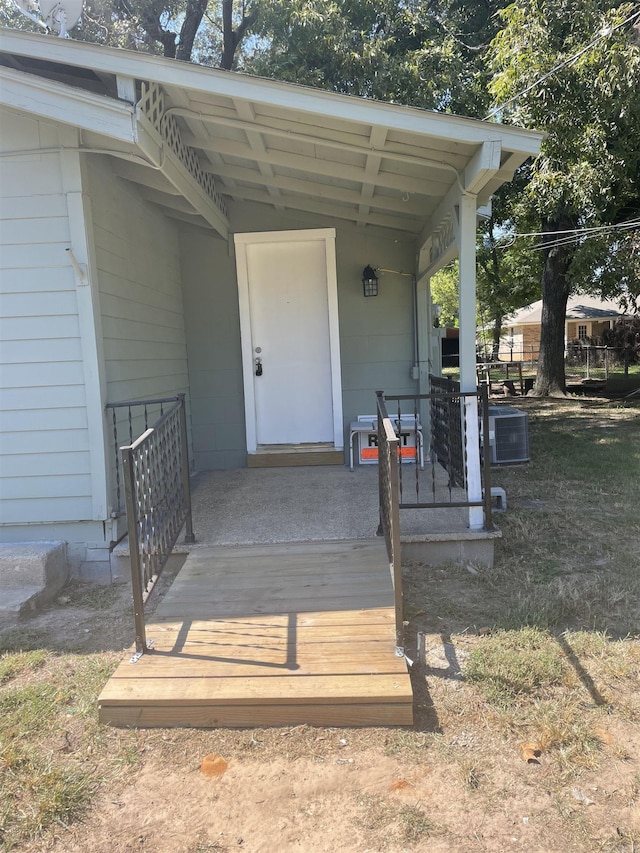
[98, 540, 413, 728]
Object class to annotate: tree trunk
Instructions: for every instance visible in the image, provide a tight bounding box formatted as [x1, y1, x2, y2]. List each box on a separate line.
[532, 215, 575, 396]
[491, 313, 501, 361]
[176, 0, 208, 61]
[221, 0, 257, 70]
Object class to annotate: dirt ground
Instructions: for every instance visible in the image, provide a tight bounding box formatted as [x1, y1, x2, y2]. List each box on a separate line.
[7, 558, 639, 853]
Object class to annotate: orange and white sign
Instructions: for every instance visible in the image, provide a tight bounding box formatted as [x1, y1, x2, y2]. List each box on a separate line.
[358, 427, 418, 465]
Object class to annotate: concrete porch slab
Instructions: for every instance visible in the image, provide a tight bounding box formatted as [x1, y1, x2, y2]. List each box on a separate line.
[187, 464, 500, 567]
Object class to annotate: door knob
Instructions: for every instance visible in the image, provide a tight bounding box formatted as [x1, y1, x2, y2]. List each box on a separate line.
[255, 358, 263, 376]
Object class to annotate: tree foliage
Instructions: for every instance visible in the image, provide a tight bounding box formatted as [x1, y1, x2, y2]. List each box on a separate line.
[489, 0, 640, 394]
[248, 0, 504, 115]
[476, 171, 542, 358]
[431, 261, 460, 328]
[603, 314, 640, 368]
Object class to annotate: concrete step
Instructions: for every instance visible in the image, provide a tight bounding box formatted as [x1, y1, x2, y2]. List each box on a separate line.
[0, 542, 68, 626]
[0, 586, 48, 628]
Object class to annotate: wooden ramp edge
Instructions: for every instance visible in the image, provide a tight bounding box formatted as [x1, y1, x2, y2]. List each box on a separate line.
[98, 540, 413, 728]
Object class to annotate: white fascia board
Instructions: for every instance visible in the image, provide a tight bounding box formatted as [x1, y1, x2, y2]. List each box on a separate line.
[0, 64, 136, 142]
[0, 28, 544, 155]
[464, 140, 502, 195]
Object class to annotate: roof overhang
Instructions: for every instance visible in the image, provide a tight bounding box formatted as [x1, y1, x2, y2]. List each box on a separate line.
[0, 28, 543, 260]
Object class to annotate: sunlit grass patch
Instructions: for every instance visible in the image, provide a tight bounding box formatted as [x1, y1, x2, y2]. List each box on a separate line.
[0, 649, 134, 851]
[525, 700, 603, 773]
[0, 649, 47, 685]
[465, 627, 566, 706]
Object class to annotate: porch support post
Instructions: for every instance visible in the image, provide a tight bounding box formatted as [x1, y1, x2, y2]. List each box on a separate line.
[458, 191, 483, 530]
[415, 272, 432, 447]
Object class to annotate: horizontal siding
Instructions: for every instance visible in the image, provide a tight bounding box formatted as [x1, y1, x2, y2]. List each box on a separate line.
[1, 406, 88, 431]
[99, 292, 185, 330]
[1, 290, 79, 317]
[0, 496, 93, 524]
[0, 314, 80, 340]
[101, 315, 186, 345]
[1, 473, 92, 500]
[1, 337, 83, 364]
[0, 194, 68, 220]
[1, 450, 90, 478]
[0, 266, 81, 294]
[0, 111, 92, 525]
[0, 216, 71, 245]
[1, 384, 87, 410]
[106, 375, 189, 405]
[102, 338, 187, 362]
[86, 157, 188, 406]
[0, 361, 85, 388]
[0, 428, 90, 454]
[0, 158, 64, 197]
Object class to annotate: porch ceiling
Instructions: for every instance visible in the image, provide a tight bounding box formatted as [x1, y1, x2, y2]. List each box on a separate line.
[0, 28, 543, 251]
[162, 83, 476, 235]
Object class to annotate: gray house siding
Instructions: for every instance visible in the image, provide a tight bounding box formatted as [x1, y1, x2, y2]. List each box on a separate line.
[179, 201, 417, 469]
[84, 156, 189, 407]
[0, 112, 94, 534]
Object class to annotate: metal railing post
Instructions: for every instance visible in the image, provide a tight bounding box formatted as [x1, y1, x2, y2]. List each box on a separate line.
[122, 446, 147, 656]
[178, 393, 195, 544]
[388, 434, 403, 656]
[376, 391, 404, 657]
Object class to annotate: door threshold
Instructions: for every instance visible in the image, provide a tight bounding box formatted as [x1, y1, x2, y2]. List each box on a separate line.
[247, 444, 344, 468]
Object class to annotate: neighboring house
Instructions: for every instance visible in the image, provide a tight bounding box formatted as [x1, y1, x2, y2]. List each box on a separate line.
[0, 28, 542, 578]
[500, 295, 633, 361]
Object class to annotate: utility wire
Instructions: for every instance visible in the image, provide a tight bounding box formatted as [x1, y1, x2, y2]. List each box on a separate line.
[498, 218, 640, 240]
[485, 5, 640, 120]
[497, 218, 640, 252]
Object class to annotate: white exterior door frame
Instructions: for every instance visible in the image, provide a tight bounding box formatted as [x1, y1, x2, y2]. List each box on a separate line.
[234, 228, 343, 455]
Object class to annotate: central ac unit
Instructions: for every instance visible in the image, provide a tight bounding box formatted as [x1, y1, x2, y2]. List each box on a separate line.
[486, 405, 529, 464]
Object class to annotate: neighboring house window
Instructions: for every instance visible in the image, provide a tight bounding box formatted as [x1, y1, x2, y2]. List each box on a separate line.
[578, 324, 588, 340]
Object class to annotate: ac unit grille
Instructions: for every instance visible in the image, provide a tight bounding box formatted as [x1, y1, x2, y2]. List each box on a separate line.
[488, 407, 529, 464]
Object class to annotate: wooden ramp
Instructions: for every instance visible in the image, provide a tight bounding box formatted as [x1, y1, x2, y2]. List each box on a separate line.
[98, 540, 413, 728]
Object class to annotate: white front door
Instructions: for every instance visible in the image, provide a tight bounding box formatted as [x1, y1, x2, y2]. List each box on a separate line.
[235, 229, 343, 453]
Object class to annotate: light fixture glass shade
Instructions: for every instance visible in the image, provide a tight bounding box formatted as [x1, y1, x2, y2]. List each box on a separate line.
[362, 265, 378, 297]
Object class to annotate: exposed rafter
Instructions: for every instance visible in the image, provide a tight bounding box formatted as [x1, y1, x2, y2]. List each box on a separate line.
[218, 185, 420, 233]
[189, 133, 453, 197]
[233, 98, 284, 210]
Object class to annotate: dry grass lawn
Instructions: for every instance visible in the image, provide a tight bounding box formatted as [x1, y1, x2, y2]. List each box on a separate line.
[1, 396, 639, 852]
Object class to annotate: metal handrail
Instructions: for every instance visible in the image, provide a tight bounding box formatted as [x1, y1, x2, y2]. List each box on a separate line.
[379, 383, 493, 531]
[376, 391, 404, 657]
[106, 395, 184, 517]
[119, 394, 195, 657]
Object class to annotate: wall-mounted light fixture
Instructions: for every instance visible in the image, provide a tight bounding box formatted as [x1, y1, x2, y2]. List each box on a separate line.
[362, 265, 379, 297]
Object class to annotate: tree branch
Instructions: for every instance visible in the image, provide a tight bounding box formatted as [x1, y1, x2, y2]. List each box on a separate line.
[139, 7, 177, 58]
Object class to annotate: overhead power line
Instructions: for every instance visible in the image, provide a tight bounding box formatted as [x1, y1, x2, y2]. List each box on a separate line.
[497, 217, 640, 252]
